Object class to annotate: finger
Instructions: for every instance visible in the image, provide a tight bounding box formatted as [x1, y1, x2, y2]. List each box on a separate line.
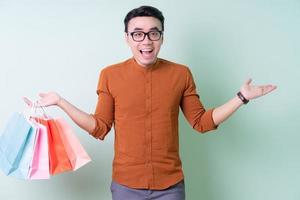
[35, 99, 42, 107]
[261, 85, 277, 95]
[39, 93, 46, 98]
[22, 97, 33, 107]
[244, 78, 252, 85]
[266, 85, 277, 93]
[36, 99, 47, 107]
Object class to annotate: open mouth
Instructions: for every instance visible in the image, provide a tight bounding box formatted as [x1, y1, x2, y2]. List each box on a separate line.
[140, 50, 154, 55]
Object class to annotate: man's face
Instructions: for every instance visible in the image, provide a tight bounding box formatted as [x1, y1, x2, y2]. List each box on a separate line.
[125, 16, 163, 67]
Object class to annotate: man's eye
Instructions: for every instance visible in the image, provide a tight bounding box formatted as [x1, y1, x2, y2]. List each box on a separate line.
[134, 32, 144, 37]
[150, 32, 159, 36]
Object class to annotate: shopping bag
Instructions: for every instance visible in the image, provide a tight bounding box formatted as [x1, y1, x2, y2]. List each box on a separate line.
[0, 113, 33, 175]
[9, 124, 37, 179]
[55, 118, 91, 171]
[36, 118, 72, 175]
[29, 123, 50, 179]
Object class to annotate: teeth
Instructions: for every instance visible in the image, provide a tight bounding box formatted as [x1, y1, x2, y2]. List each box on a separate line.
[140, 50, 153, 53]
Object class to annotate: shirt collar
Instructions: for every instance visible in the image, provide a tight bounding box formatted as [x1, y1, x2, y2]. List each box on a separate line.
[130, 57, 160, 72]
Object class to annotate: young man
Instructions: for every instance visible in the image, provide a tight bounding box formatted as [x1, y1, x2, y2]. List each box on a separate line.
[25, 6, 276, 200]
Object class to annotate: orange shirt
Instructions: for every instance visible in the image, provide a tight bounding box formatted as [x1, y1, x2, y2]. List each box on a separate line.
[90, 58, 217, 190]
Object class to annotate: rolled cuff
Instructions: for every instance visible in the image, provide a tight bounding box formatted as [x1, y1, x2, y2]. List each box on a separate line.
[195, 108, 218, 133]
[88, 114, 107, 140]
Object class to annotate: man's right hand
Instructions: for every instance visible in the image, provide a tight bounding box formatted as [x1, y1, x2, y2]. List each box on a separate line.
[23, 92, 61, 108]
[23, 92, 97, 133]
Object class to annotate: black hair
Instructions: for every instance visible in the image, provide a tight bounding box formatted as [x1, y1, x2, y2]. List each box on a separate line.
[124, 5, 164, 32]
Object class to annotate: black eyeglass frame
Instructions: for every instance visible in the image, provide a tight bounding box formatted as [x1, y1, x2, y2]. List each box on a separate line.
[128, 30, 163, 42]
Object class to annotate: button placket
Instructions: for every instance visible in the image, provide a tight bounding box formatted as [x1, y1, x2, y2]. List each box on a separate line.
[145, 70, 153, 186]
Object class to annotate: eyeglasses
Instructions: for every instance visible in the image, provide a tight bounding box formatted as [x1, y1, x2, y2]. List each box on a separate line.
[129, 31, 163, 42]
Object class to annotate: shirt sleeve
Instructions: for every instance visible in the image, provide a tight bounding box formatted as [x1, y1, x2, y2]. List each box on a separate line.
[89, 69, 114, 140]
[180, 67, 218, 133]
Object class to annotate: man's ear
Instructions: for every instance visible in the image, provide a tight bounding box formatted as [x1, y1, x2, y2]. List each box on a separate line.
[125, 32, 130, 45]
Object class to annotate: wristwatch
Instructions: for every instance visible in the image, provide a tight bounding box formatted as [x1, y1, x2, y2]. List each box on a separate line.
[237, 91, 249, 104]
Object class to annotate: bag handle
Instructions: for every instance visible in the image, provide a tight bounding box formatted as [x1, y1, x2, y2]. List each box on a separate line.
[34, 104, 50, 120]
[22, 97, 50, 120]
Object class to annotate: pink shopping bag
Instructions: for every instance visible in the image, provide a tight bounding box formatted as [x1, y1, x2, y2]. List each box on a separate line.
[55, 118, 91, 171]
[29, 123, 50, 179]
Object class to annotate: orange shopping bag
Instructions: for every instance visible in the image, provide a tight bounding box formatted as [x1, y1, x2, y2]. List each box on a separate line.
[55, 118, 91, 171]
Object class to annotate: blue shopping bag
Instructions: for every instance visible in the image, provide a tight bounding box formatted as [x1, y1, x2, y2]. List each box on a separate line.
[10, 124, 37, 179]
[0, 113, 33, 175]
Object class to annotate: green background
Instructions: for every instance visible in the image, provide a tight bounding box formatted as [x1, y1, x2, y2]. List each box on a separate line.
[0, 0, 299, 199]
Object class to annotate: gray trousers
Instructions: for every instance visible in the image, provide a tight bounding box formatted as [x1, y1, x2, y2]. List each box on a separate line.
[110, 180, 185, 200]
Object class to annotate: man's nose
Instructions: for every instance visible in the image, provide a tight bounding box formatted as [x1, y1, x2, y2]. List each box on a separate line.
[142, 35, 153, 44]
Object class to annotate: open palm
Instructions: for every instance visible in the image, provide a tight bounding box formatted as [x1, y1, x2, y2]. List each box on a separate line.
[23, 92, 61, 107]
[240, 79, 277, 100]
